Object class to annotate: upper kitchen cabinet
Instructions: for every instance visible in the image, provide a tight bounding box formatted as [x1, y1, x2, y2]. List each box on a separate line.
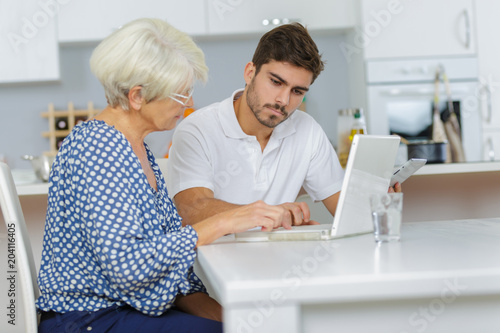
[475, 0, 500, 130]
[358, 0, 476, 59]
[206, 0, 356, 35]
[475, 0, 500, 160]
[57, 0, 207, 43]
[483, 132, 500, 161]
[0, 0, 59, 83]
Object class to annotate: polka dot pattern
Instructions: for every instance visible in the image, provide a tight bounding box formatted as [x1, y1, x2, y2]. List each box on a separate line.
[36, 120, 206, 316]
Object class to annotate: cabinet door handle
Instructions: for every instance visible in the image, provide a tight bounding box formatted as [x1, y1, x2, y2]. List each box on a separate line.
[480, 82, 493, 124]
[486, 137, 495, 161]
[463, 9, 471, 49]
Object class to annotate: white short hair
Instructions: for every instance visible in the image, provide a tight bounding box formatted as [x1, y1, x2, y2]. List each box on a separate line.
[90, 18, 208, 110]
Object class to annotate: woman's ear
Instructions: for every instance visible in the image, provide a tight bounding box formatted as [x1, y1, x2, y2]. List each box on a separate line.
[128, 86, 144, 111]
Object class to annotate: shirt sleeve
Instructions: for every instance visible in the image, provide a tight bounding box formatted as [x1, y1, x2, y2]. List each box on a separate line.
[302, 120, 345, 202]
[73, 129, 204, 316]
[166, 119, 216, 197]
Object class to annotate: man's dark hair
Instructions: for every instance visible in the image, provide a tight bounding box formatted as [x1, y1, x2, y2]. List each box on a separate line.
[252, 22, 325, 83]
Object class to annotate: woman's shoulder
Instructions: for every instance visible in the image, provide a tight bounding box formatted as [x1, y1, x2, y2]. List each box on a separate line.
[56, 120, 131, 163]
[67, 120, 125, 145]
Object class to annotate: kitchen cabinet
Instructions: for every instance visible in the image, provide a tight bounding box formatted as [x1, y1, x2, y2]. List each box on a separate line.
[358, 0, 476, 59]
[57, 0, 207, 43]
[476, 0, 500, 161]
[206, 0, 356, 35]
[482, 131, 500, 161]
[0, 0, 59, 83]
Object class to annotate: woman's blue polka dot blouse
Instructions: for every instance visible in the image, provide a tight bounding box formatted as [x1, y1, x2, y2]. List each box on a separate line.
[36, 120, 206, 316]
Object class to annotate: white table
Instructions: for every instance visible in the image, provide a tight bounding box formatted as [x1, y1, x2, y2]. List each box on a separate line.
[196, 219, 500, 333]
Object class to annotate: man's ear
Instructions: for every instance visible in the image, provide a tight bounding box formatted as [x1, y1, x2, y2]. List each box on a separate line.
[243, 62, 256, 85]
[128, 86, 144, 111]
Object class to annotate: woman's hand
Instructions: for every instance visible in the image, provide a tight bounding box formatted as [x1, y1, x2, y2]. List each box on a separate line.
[223, 200, 291, 233]
[192, 200, 291, 246]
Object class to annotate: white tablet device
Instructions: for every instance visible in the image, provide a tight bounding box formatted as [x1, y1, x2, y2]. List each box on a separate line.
[390, 158, 427, 187]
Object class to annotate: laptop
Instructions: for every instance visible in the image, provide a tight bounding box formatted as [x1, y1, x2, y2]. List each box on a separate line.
[234, 134, 401, 242]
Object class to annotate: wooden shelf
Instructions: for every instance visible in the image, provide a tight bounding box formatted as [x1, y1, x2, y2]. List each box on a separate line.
[41, 130, 71, 138]
[41, 102, 100, 156]
[40, 110, 100, 117]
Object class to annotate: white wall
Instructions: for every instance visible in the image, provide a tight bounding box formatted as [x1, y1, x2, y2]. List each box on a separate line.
[0, 32, 350, 169]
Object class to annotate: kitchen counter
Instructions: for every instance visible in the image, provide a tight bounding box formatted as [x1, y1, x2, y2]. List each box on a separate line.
[16, 183, 49, 196]
[12, 169, 49, 196]
[403, 163, 500, 222]
[196, 218, 500, 332]
[12, 161, 500, 196]
[414, 161, 500, 175]
[11, 161, 500, 223]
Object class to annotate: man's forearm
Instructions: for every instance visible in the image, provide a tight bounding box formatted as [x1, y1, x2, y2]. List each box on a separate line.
[175, 195, 241, 225]
[322, 192, 340, 217]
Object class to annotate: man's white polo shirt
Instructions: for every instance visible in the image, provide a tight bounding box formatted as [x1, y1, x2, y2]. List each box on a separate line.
[166, 89, 344, 205]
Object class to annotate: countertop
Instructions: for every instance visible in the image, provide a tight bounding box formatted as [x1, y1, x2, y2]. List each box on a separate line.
[11, 169, 49, 196]
[196, 218, 500, 332]
[198, 218, 500, 305]
[414, 161, 500, 175]
[12, 161, 500, 196]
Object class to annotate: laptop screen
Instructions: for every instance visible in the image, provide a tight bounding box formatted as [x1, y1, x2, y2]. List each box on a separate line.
[331, 135, 400, 237]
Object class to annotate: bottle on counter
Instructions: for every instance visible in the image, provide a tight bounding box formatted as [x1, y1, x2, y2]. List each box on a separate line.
[299, 96, 307, 112]
[349, 109, 367, 142]
[337, 108, 356, 168]
[338, 108, 367, 168]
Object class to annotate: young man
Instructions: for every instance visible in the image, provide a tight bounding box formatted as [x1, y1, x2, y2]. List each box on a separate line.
[167, 23, 400, 227]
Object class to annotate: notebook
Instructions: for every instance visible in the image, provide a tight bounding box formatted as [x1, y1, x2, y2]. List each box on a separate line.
[234, 134, 401, 242]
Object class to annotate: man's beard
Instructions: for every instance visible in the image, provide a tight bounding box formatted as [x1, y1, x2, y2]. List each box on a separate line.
[246, 79, 290, 128]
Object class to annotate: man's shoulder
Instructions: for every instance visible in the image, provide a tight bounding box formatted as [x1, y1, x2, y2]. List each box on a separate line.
[291, 109, 315, 121]
[177, 101, 222, 130]
[289, 110, 322, 131]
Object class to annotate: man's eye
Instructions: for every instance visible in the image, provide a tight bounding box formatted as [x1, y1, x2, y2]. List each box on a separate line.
[293, 89, 304, 96]
[271, 79, 281, 85]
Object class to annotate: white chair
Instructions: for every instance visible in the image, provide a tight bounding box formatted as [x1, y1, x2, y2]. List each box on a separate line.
[0, 162, 39, 332]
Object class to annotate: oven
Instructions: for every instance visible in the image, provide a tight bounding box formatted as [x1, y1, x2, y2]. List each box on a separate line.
[365, 57, 483, 162]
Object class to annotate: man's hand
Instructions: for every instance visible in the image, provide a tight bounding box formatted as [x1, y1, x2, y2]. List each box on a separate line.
[389, 182, 402, 193]
[193, 200, 324, 246]
[277, 202, 320, 227]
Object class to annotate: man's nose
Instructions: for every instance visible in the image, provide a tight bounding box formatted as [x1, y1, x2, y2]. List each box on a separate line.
[275, 89, 290, 106]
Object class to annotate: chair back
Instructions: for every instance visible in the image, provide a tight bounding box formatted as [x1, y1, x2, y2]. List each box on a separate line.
[0, 162, 39, 332]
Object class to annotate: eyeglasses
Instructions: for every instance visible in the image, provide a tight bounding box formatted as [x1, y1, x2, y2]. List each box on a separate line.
[169, 88, 194, 107]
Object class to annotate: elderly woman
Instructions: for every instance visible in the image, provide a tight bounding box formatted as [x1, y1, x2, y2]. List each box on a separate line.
[36, 18, 286, 333]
